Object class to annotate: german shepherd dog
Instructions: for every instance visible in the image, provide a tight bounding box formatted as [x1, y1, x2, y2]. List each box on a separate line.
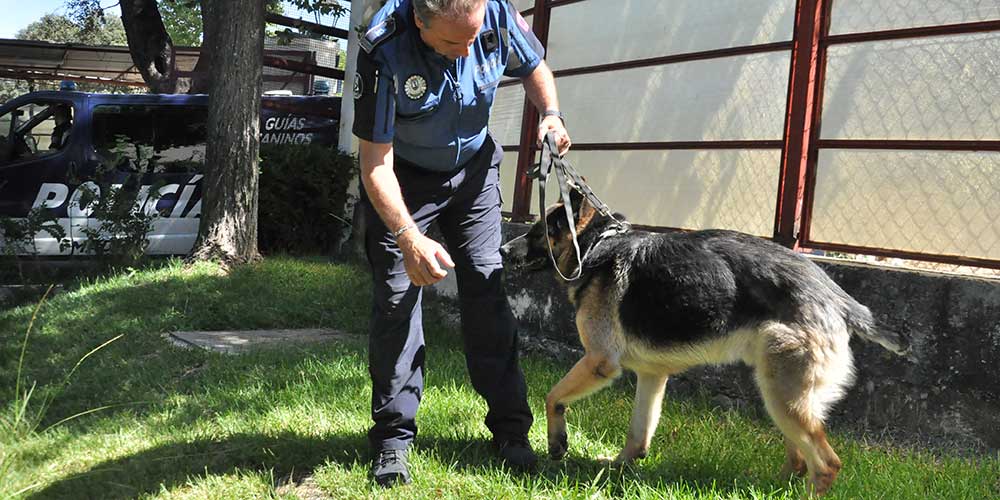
[501, 188, 907, 496]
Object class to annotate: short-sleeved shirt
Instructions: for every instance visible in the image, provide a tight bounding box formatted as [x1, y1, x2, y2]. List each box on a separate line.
[352, 0, 544, 172]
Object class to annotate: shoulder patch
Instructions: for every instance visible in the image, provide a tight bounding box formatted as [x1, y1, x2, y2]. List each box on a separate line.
[360, 14, 398, 54]
[514, 9, 531, 33]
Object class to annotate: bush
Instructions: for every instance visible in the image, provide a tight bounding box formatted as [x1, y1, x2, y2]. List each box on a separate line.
[0, 205, 69, 283]
[258, 144, 359, 255]
[76, 183, 161, 269]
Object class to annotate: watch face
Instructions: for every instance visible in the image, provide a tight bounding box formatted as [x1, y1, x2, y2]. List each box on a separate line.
[404, 74, 427, 100]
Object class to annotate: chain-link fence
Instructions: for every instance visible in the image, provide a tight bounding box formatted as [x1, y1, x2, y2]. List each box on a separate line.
[496, 0, 1000, 276]
[803, 1, 1000, 273]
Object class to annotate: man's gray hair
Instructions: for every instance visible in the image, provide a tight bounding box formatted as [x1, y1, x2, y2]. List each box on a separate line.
[413, 0, 486, 25]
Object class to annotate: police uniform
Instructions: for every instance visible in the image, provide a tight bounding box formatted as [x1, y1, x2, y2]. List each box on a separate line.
[353, 0, 545, 453]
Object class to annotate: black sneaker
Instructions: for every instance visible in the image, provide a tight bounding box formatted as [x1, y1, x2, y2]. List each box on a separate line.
[493, 436, 538, 471]
[371, 448, 411, 488]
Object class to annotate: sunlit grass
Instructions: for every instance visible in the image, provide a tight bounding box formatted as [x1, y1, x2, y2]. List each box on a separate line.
[1, 258, 997, 499]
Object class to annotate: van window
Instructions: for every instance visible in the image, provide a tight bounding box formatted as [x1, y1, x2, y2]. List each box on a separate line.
[93, 104, 207, 174]
[0, 101, 73, 165]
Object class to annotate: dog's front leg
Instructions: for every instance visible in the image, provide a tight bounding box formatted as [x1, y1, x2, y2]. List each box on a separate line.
[612, 371, 669, 465]
[546, 353, 621, 460]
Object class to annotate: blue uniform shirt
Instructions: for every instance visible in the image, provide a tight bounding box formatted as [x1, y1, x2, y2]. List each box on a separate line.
[352, 0, 544, 172]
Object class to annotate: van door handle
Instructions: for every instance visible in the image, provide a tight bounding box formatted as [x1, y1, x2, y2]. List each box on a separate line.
[68, 161, 78, 181]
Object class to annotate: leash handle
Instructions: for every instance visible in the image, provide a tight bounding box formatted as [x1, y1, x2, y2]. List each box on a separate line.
[540, 132, 629, 228]
[535, 131, 582, 281]
[528, 131, 630, 282]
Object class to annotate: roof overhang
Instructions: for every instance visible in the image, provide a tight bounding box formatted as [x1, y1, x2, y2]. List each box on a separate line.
[0, 38, 344, 88]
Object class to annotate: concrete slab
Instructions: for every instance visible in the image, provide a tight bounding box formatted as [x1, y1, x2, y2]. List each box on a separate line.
[167, 328, 357, 354]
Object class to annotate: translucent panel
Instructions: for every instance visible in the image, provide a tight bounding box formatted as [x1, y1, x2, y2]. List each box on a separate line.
[830, 0, 1000, 35]
[546, 0, 796, 71]
[508, 0, 534, 13]
[558, 52, 790, 143]
[822, 32, 1000, 140]
[499, 151, 518, 213]
[548, 149, 781, 236]
[810, 149, 1000, 259]
[488, 84, 526, 146]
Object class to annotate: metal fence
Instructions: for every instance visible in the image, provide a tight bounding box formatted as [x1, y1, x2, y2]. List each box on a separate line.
[493, 0, 1000, 271]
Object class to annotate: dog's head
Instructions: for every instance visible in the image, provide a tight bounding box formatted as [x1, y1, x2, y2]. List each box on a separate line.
[501, 187, 596, 273]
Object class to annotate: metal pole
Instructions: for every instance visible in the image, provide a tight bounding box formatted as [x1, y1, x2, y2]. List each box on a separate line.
[773, 0, 827, 247]
[511, 0, 552, 221]
[339, 0, 371, 154]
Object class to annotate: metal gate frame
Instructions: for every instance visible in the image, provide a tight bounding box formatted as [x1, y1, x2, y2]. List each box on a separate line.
[505, 0, 1000, 270]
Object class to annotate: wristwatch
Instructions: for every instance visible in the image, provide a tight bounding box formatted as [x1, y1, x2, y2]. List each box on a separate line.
[541, 109, 565, 126]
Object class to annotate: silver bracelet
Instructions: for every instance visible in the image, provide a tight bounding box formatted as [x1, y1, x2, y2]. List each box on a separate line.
[392, 223, 416, 241]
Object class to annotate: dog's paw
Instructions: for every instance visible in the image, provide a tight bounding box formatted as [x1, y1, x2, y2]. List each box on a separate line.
[599, 453, 636, 468]
[548, 431, 568, 460]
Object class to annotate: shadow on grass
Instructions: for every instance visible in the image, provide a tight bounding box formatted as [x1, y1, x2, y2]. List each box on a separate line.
[7, 259, 793, 498]
[25, 430, 789, 500]
[0, 259, 371, 426]
[420, 439, 791, 497]
[25, 431, 368, 499]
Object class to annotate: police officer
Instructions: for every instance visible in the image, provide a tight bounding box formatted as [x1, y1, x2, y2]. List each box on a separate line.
[353, 0, 571, 488]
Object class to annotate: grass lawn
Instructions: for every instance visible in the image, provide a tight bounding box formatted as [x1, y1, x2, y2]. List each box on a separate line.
[2, 257, 998, 499]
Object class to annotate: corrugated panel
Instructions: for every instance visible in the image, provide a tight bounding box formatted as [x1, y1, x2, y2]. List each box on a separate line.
[830, 0, 1000, 35]
[810, 149, 1000, 259]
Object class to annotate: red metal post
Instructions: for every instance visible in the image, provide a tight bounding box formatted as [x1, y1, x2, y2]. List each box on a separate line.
[796, 0, 835, 248]
[510, 0, 552, 221]
[773, 0, 828, 247]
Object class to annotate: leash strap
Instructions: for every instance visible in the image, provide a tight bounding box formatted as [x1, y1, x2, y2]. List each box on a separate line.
[533, 132, 583, 280]
[527, 132, 630, 281]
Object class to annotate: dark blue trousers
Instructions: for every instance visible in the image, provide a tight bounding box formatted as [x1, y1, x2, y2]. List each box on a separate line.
[362, 137, 533, 452]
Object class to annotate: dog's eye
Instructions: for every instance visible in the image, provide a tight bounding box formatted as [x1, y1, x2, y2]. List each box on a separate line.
[547, 224, 560, 237]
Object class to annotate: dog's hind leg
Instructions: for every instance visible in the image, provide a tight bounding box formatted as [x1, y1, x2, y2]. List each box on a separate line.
[611, 370, 669, 465]
[754, 325, 852, 497]
[545, 352, 622, 460]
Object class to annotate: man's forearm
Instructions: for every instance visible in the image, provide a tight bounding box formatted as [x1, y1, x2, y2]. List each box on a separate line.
[522, 60, 559, 112]
[360, 140, 415, 236]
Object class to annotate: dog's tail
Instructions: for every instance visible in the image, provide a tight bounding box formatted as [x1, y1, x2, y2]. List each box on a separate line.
[843, 299, 910, 356]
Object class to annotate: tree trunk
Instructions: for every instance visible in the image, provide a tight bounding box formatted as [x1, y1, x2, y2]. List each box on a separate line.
[186, 0, 216, 95]
[189, 0, 264, 267]
[120, 0, 177, 93]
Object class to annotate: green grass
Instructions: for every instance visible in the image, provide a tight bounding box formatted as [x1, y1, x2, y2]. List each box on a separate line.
[2, 257, 998, 499]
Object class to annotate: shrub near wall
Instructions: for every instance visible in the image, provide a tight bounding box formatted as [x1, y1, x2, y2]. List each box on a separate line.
[258, 144, 359, 255]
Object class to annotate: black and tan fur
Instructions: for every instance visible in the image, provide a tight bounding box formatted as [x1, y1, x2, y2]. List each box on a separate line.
[501, 189, 907, 496]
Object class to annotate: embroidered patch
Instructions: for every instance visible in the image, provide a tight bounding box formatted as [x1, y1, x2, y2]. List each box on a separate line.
[404, 75, 427, 100]
[359, 16, 396, 54]
[353, 74, 363, 99]
[514, 9, 531, 33]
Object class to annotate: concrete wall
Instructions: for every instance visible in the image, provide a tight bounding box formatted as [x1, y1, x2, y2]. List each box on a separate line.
[428, 222, 1000, 452]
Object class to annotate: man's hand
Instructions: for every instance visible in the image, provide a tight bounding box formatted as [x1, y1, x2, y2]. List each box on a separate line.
[537, 115, 571, 156]
[397, 230, 456, 286]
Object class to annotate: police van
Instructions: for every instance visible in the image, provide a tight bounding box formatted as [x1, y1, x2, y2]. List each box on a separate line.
[0, 90, 340, 256]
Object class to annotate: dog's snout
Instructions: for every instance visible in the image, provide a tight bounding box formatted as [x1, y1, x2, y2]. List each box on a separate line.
[501, 233, 529, 264]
